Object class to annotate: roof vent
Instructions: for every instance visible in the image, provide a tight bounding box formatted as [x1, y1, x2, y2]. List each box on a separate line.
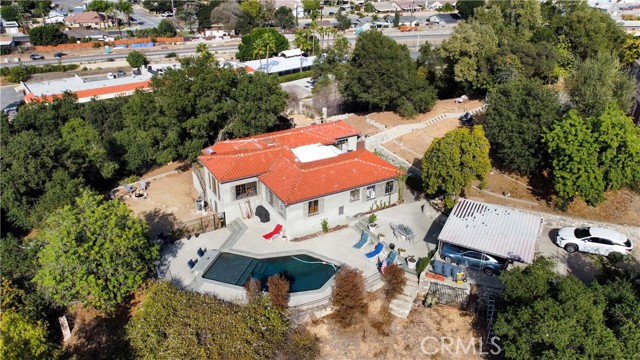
[206, 148, 213, 154]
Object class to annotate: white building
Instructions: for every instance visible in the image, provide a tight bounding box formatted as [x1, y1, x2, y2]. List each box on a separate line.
[197, 121, 403, 239]
[45, 10, 67, 24]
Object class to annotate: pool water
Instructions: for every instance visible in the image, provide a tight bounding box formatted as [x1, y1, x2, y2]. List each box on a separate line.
[202, 253, 338, 292]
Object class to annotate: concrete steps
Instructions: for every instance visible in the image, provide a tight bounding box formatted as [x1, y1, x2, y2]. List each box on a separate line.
[389, 271, 420, 319]
[220, 218, 247, 250]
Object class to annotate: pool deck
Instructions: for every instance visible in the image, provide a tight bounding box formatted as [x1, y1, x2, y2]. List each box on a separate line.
[157, 201, 442, 307]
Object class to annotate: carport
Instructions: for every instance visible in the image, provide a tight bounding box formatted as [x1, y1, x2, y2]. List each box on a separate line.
[438, 199, 544, 264]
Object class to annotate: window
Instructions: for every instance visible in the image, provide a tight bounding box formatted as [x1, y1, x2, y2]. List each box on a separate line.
[308, 200, 319, 216]
[267, 189, 274, 206]
[350, 189, 360, 202]
[384, 180, 394, 194]
[464, 252, 484, 260]
[336, 138, 348, 151]
[210, 174, 218, 196]
[339, 206, 344, 215]
[366, 185, 376, 200]
[235, 181, 257, 200]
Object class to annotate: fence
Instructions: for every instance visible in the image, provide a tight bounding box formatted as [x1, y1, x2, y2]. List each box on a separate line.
[32, 37, 185, 52]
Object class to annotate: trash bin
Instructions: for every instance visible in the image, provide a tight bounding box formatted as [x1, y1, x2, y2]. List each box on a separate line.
[452, 265, 463, 281]
[432, 260, 444, 275]
[442, 263, 453, 280]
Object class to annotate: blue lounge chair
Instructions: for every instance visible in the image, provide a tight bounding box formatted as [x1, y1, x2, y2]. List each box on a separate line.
[187, 259, 196, 269]
[353, 231, 369, 250]
[365, 242, 384, 260]
[385, 250, 398, 266]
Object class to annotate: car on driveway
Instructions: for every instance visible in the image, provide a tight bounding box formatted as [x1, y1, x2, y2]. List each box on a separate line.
[2, 100, 23, 114]
[440, 243, 509, 276]
[30, 53, 44, 60]
[556, 227, 633, 257]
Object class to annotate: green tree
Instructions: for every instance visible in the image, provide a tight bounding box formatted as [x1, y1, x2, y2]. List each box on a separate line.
[393, 11, 400, 27]
[126, 50, 148, 69]
[196, 1, 220, 30]
[494, 257, 638, 359]
[422, 126, 491, 207]
[61, 118, 118, 179]
[274, 5, 295, 29]
[456, 0, 484, 19]
[340, 30, 436, 116]
[566, 52, 636, 118]
[227, 72, 287, 138]
[237, 27, 288, 61]
[156, 19, 176, 36]
[621, 35, 640, 65]
[115, 0, 134, 26]
[484, 79, 562, 175]
[438, 3, 455, 12]
[293, 27, 319, 55]
[87, 0, 111, 29]
[0, 310, 51, 360]
[335, 10, 351, 31]
[7, 66, 28, 83]
[252, 32, 277, 69]
[28, 24, 67, 46]
[210, 1, 240, 33]
[126, 281, 301, 359]
[33, 191, 158, 311]
[177, 7, 197, 32]
[303, 0, 320, 19]
[544, 110, 605, 206]
[0, 5, 19, 21]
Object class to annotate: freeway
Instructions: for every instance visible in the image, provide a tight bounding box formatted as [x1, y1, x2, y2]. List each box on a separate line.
[0, 30, 451, 69]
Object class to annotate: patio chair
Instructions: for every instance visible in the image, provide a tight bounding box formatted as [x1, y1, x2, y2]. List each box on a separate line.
[353, 231, 369, 250]
[390, 222, 400, 239]
[365, 242, 385, 260]
[123, 183, 135, 194]
[385, 250, 398, 266]
[140, 179, 147, 191]
[263, 224, 283, 242]
[197, 247, 205, 257]
[187, 259, 196, 269]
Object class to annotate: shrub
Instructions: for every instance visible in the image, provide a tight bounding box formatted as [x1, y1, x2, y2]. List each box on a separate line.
[279, 70, 313, 83]
[331, 266, 368, 328]
[164, 52, 177, 58]
[92, 41, 102, 48]
[244, 278, 262, 302]
[280, 326, 320, 360]
[321, 218, 329, 233]
[382, 264, 406, 301]
[7, 66, 27, 83]
[368, 212, 377, 224]
[126, 50, 148, 68]
[267, 275, 290, 311]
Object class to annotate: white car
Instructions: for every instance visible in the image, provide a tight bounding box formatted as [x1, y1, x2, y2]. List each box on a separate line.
[556, 227, 633, 257]
[455, 95, 469, 103]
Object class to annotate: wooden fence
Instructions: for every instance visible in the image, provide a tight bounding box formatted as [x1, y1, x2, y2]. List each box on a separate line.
[33, 37, 185, 52]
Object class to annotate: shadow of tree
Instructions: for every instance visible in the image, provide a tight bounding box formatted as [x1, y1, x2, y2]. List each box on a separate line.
[142, 208, 180, 240]
[65, 304, 132, 360]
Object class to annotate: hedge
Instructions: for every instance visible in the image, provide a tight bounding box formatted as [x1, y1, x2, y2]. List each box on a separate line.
[0, 64, 79, 77]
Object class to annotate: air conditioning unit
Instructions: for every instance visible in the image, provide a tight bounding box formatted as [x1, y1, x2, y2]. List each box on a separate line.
[195, 199, 205, 212]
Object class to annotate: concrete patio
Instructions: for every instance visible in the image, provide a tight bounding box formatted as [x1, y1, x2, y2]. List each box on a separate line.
[157, 201, 442, 307]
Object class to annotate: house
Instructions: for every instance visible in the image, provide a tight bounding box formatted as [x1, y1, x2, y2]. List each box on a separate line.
[240, 55, 316, 76]
[398, 15, 420, 27]
[64, 28, 107, 41]
[429, 13, 460, 25]
[1, 20, 20, 34]
[426, 0, 456, 10]
[0, 34, 15, 52]
[45, 10, 67, 24]
[65, 11, 116, 29]
[279, 48, 303, 58]
[394, 1, 421, 12]
[372, 1, 400, 13]
[197, 121, 404, 238]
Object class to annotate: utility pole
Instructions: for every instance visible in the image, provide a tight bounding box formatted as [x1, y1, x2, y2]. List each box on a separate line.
[411, 0, 414, 16]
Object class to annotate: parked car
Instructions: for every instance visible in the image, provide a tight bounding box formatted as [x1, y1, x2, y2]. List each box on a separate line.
[556, 227, 633, 257]
[440, 243, 509, 276]
[107, 72, 116, 79]
[53, 52, 65, 58]
[116, 69, 126, 77]
[2, 100, 23, 114]
[455, 95, 469, 103]
[161, 12, 173, 17]
[30, 53, 44, 60]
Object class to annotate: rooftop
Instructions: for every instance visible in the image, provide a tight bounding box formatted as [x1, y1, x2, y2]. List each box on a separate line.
[241, 55, 316, 74]
[291, 143, 342, 163]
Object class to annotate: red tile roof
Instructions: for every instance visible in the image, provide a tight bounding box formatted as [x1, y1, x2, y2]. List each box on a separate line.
[201, 121, 360, 155]
[199, 146, 294, 182]
[259, 149, 403, 204]
[24, 80, 151, 103]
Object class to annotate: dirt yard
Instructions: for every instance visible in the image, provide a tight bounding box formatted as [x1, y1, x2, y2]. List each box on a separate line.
[342, 114, 383, 137]
[366, 98, 483, 128]
[116, 162, 209, 237]
[308, 293, 487, 360]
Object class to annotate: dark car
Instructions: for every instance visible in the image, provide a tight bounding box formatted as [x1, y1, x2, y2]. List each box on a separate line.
[30, 54, 44, 60]
[54, 52, 65, 58]
[2, 100, 24, 114]
[116, 69, 126, 77]
[440, 243, 509, 276]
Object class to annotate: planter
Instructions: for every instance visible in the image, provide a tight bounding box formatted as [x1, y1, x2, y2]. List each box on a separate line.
[368, 223, 378, 233]
[407, 257, 417, 270]
[378, 233, 386, 242]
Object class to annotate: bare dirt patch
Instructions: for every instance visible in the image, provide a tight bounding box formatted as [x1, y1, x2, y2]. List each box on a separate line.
[367, 98, 484, 128]
[308, 291, 486, 360]
[342, 114, 383, 136]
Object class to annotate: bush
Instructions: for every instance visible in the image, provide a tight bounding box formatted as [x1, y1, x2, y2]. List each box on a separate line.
[321, 218, 329, 233]
[6, 66, 27, 83]
[382, 264, 406, 301]
[165, 52, 177, 58]
[280, 326, 320, 360]
[331, 266, 368, 328]
[29, 24, 67, 46]
[368, 213, 377, 224]
[244, 278, 262, 302]
[267, 275, 290, 311]
[279, 70, 313, 83]
[92, 41, 102, 48]
[126, 50, 148, 68]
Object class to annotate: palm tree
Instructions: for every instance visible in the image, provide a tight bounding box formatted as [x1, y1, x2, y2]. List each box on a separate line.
[116, 0, 133, 27]
[252, 37, 267, 70]
[253, 33, 277, 72]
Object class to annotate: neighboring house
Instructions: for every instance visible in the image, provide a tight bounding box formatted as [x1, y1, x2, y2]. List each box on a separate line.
[398, 15, 420, 27]
[427, 1, 444, 10]
[45, 10, 67, 24]
[1, 20, 20, 34]
[240, 55, 316, 76]
[64, 28, 106, 41]
[395, 1, 421, 12]
[372, 1, 401, 13]
[0, 34, 15, 51]
[65, 11, 116, 28]
[197, 121, 403, 238]
[429, 13, 460, 25]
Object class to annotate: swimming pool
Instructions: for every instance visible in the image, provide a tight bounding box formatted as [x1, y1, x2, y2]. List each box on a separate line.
[202, 253, 339, 293]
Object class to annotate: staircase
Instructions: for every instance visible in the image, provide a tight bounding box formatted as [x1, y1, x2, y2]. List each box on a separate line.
[389, 271, 420, 319]
[220, 218, 247, 250]
[351, 218, 381, 243]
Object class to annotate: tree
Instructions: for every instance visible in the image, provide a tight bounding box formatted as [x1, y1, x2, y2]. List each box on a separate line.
[422, 126, 491, 208]
[393, 11, 400, 27]
[303, 0, 320, 19]
[87, 0, 111, 29]
[156, 19, 176, 36]
[126, 50, 148, 69]
[267, 275, 290, 311]
[177, 7, 197, 32]
[28, 24, 67, 46]
[331, 266, 368, 328]
[335, 10, 351, 31]
[484, 79, 562, 175]
[274, 5, 295, 29]
[456, 0, 484, 19]
[493, 257, 639, 359]
[438, 3, 455, 12]
[33, 191, 159, 311]
[61, 118, 118, 179]
[115, 0, 133, 26]
[621, 35, 640, 65]
[0, 310, 51, 360]
[227, 72, 287, 138]
[543, 111, 605, 206]
[293, 28, 319, 55]
[0, 5, 19, 21]
[382, 264, 406, 301]
[252, 32, 277, 69]
[126, 281, 302, 359]
[340, 30, 436, 116]
[210, 1, 241, 33]
[566, 52, 636, 118]
[237, 27, 288, 61]
[196, 1, 220, 30]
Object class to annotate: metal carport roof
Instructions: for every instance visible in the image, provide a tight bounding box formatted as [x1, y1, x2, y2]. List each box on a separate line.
[438, 199, 544, 263]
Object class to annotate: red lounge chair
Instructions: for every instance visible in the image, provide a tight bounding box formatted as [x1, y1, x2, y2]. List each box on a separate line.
[263, 224, 283, 242]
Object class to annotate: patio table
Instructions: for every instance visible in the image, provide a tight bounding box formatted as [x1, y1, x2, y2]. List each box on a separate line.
[395, 224, 416, 242]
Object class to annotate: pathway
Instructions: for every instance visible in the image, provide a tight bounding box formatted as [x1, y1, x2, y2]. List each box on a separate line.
[389, 271, 420, 318]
